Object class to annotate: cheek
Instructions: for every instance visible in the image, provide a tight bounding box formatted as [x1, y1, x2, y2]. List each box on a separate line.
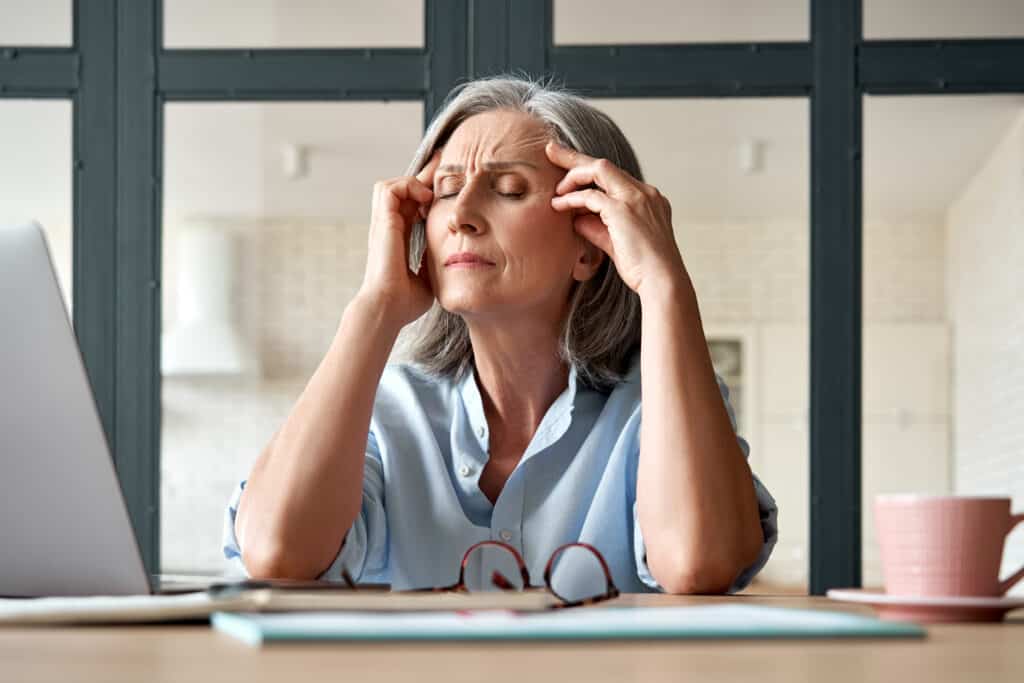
[513, 198, 573, 239]
[503, 220, 578, 280]
[423, 214, 444, 250]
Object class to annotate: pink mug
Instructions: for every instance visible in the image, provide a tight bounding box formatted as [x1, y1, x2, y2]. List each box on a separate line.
[874, 495, 1024, 597]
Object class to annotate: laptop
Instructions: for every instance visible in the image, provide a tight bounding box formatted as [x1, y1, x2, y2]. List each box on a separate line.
[0, 222, 221, 598]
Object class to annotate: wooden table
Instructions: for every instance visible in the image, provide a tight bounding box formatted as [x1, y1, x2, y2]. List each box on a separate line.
[2, 594, 1022, 682]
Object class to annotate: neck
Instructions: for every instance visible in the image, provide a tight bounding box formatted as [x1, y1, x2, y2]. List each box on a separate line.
[466, 316, 569, 448]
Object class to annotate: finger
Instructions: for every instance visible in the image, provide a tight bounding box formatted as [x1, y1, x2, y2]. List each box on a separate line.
[552, 163, 638, 198]
[573, 214, 614, 258]
[384, 176, 434, 208]
[551, 159, 639, 200]
[547, 140, 630, 191]
[415, 148, 443, 186]
[397, 197, 422, 224]
[550, 188, 612, 217]
[544, 139, 592, 170]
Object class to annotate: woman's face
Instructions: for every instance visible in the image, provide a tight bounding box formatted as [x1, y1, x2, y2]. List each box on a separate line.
[423, 109, 601, 324]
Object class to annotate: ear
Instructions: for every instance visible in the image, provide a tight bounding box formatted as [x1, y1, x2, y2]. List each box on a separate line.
[571, 236, 605, 283]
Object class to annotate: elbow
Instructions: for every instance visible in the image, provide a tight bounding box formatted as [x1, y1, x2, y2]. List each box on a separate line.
[240, 535, 332, 580]
[241, 541, 311, 580]
[234, 487, 356, 581]
[656, 564, 737, 595]
[646, 547, 747, 595]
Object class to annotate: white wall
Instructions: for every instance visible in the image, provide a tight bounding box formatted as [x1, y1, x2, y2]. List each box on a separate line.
[0, 0, 70, 45]
[0, 100, 72, 312]
[947, 113, 1024, 596]
[163, 0, 422, 47]
[157, 208, 951, 579]
[683, 216, 950, 588]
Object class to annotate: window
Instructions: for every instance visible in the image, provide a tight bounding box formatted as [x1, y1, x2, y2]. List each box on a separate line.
[164, 0, 424, 48]
[0, 100, 72, 311]
[554, 0, 807, 44]
[160, 100, 423, 573]
[592, 97, 810, 591]
[862, 95, 1024, 592]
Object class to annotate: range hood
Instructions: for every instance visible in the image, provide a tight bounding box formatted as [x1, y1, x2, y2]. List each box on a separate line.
[161, 222, 260, 377]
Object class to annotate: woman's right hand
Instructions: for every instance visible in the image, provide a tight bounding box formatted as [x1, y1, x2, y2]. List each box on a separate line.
[357, 150, 441, 327]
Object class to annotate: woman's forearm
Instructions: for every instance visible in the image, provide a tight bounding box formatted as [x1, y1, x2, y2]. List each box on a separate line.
[636, 274, 764, 594]
[235, 293, 404, 579]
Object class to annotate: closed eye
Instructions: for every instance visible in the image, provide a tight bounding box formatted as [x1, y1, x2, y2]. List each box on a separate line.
[437, 189, 525, 200]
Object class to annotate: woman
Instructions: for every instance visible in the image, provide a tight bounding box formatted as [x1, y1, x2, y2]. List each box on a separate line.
[224, 75, 778, 596]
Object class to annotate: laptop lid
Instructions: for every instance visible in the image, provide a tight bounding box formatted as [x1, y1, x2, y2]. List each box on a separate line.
[0, 223, 153, 597]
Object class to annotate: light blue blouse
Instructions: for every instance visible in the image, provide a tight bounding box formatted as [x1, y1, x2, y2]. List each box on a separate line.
[222, 350, 778, 594]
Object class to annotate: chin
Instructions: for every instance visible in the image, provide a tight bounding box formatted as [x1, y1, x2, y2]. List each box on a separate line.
[437, 287, 500, 317]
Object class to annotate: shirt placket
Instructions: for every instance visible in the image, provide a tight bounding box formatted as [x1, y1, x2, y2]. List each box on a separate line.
[459, 363, 580, 581]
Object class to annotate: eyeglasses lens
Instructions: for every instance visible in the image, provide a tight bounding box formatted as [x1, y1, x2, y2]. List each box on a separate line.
[548, 545, 609, 604]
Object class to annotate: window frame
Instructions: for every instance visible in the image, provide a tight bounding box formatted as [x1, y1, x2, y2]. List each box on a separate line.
[1, 0, 1022, 592]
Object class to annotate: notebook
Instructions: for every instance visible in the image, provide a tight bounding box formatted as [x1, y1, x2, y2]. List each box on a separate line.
[211, 604, 927, 646]
[0, 586, 558, 625]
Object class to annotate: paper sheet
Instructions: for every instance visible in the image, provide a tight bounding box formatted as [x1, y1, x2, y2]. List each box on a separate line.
[212, 604, 927, 645]
[0, 592, 250, 625]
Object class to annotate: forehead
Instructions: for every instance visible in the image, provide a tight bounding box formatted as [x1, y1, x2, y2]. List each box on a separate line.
[441, 110, 549, 160]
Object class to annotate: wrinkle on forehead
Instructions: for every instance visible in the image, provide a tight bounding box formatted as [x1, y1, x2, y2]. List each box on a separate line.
[440, 111, 553, 170]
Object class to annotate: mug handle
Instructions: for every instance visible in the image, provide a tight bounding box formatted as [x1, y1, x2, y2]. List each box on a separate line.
[999, 512, 1024, 594]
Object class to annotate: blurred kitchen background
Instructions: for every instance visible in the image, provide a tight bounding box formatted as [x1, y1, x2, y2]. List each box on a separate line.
[1, 0, 1022, 594]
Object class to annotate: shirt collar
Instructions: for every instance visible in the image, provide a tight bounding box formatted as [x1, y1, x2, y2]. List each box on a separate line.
[458, 361, 579, 457]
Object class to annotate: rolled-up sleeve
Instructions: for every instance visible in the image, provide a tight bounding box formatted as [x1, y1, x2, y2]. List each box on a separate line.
[632, 373, 779, 593]
[221, 429, 389, 583]
[221, 480, 251, 578]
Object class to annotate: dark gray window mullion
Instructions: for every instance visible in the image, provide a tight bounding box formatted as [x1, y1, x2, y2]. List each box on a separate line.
[115, 0, 161, 575]
[0, 48, 78, 97]
[860, 39, 1024, 94]
[548, 43, 811, 97]
[467, 0, 550, 83]
[810, 0, 862, 594]
[469, 0, 510, 78]
[508, 0, 549, 77]
[73, 0, 118, 454]
[158, 49, 426, 101]
[426, 0, 469, 125]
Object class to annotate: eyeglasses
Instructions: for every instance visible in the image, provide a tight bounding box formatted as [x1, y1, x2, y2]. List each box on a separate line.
[342, 540, 620, 609]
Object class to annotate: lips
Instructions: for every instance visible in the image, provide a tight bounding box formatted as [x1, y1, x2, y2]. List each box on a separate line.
[445, 252, 495, 266]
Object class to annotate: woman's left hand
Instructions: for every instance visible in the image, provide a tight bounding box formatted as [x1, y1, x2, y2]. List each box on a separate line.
[546, 140, 687, 298]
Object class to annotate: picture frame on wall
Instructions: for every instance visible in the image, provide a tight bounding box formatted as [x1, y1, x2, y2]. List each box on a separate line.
[704, 324, 759, 471]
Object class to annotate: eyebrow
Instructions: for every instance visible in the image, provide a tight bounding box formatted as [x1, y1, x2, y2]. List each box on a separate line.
[437, 160, 538, 173]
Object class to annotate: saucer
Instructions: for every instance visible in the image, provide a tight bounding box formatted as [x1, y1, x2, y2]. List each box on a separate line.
[827, 588, 1024, 623]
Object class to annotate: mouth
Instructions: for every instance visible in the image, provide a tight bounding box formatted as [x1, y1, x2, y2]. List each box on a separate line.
[445, 253, 496, 267]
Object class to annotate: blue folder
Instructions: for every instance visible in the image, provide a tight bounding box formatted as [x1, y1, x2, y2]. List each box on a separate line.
[212, 604, 926, 646]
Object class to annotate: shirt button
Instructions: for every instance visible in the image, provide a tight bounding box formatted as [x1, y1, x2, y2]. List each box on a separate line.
[477, 425, 486, 438]
[499, 529, 513, 542]
[459, 464, 474, 477]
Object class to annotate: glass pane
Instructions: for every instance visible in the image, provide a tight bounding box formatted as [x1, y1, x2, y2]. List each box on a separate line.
[0, 99, 72, 312]
[866, 0, 1024, 39]
[160, 101, 423, 575]
[863, 95, 1024, 594]
[591, 97, 809, 593]
[555, 0, 808, 45]
[0, 0, 72, 46]
[164, 0, 423, 48]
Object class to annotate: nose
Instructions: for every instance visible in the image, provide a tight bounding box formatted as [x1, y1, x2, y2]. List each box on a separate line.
[447, 216, 480, 235]
[445, 179, 486, 235]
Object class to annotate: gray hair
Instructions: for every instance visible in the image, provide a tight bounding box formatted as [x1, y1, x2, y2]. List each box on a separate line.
[394, 73, 643, 393]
